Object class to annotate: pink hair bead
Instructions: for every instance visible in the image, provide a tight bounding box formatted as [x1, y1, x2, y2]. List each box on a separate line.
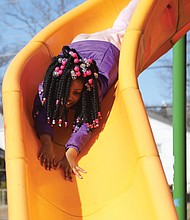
[72, 53, 77, 58]
[60, 65, 65, 70]
[76, 71, 81, 77]
[58, 70, 63, 75]
[88, 58, 92, 63]
[55, 67, 59, 72]
[74, 66, 79, 71]
[88, 79, 93, 84]
[62, 60, 67, 65]
[74, 58, 79, 63]
[86, 70, 92, 76]
[83, 72, 87, 77]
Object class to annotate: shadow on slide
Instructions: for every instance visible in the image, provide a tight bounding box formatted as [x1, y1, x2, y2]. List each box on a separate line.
[2, 0, 190, 219]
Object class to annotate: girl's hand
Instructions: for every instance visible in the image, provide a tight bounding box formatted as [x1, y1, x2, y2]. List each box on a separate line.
[38, 134, 55, 171]
[55, 155, 73, 181]
[66, 148, 87, 179]
[56, 148, 87, 181]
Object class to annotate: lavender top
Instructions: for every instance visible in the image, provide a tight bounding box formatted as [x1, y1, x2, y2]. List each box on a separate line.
[33, 40, 119, 152]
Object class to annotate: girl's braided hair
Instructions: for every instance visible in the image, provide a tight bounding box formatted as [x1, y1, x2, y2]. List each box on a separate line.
[38, 46, 101, 132]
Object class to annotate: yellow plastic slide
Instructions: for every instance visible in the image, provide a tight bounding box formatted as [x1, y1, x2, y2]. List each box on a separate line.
[2, 0, 190, 219]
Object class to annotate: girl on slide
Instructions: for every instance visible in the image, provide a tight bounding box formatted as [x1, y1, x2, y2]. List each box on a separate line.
[32, 0, 140, 181]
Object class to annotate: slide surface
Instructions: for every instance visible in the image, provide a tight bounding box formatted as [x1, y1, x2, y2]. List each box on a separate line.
[2, 0, 190, 219]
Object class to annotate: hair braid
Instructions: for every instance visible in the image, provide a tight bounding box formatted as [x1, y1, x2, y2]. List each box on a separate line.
[46, 77, 56, 122]
[42, 57, 58, 99]
[54, 59, 72, 122]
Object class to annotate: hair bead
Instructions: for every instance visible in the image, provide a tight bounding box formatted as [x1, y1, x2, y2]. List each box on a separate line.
[74, 66, 79, 72]
[58, 58, 63, 63]
[55, 67, 59, 72]
[74, 58, 79, 63]
[62, 59, 67, 65]
[47, 117, 51, 124]
[72, 52, 77, 58]
[42, 98, 46, 105]
[58, 70, 63, 75]
[76, 71, 81, 77]
[88, 79, 93, 85]
[86, 70, 92, 76]
[53, 71, 59, 77]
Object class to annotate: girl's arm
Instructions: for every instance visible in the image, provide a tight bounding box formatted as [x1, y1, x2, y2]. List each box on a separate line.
[65, 123, 92, 153]
[55, 124, 90, 180]
[32, 94, 53, 139]
[32, 93, 55, 170]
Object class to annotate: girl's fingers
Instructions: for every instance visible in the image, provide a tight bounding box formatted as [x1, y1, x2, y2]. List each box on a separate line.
[76, 166, 87, 173]
[38, 152, 45, 165]
[38, 152, 43, 160]
[72, 166, 87, 179]
[54, 161, 60, 169]
[68, 169, 73, 182]
[41, 155, 46, 166]
[72, 168, 83, 179]
[38, 153, 55, 171]
[63, 167, 73, 182]
[45, 160, 50, 170]
[64, 169, 69, 180]
[49, 159, 54, 171]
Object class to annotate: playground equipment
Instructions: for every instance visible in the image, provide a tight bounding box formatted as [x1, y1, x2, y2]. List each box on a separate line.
[2, 0, 190, 219]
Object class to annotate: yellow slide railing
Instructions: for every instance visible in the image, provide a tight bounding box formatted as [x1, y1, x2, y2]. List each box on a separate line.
[2, 0, 190, 219]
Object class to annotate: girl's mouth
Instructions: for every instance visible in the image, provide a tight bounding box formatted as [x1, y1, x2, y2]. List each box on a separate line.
[66, 102, 72, 108]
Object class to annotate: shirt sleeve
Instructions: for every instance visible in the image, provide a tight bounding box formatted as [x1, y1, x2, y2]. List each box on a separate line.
[65, 123, 92, 153]
[32, 94, 53, 139]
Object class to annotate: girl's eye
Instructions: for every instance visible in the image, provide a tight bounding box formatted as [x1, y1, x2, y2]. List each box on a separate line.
[74, 91, 82, 95]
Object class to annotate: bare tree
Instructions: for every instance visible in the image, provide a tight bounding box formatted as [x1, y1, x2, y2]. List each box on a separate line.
[0, 0, 85, 109]
[147, 36, 190, 103]
[4, 0, 65, 38]
[1, 0, 84, 68]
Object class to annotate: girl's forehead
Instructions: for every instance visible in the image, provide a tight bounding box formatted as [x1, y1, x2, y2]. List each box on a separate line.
[70, 79, 84, 89]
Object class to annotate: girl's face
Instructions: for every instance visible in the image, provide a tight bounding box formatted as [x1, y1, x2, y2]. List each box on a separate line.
[66, 79, 84, 109]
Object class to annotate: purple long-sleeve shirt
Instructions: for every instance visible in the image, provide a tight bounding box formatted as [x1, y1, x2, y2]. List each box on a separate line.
[33, 40, 120, 152]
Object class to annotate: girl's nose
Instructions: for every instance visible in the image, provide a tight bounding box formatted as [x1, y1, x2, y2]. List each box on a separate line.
[67, 94, 73, 104]
[67, 97, 72, 104]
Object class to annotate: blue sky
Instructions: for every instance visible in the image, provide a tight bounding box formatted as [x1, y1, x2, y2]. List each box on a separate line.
[139, 35, 190, 106]
[138, 51, 173, 106]
[0, 0, 189, 107]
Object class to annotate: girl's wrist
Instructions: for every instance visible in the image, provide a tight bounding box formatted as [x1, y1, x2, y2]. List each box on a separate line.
[66, 147, 78, 158]
[66, 145, 79, 154]
[40, 134, 52, 145]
